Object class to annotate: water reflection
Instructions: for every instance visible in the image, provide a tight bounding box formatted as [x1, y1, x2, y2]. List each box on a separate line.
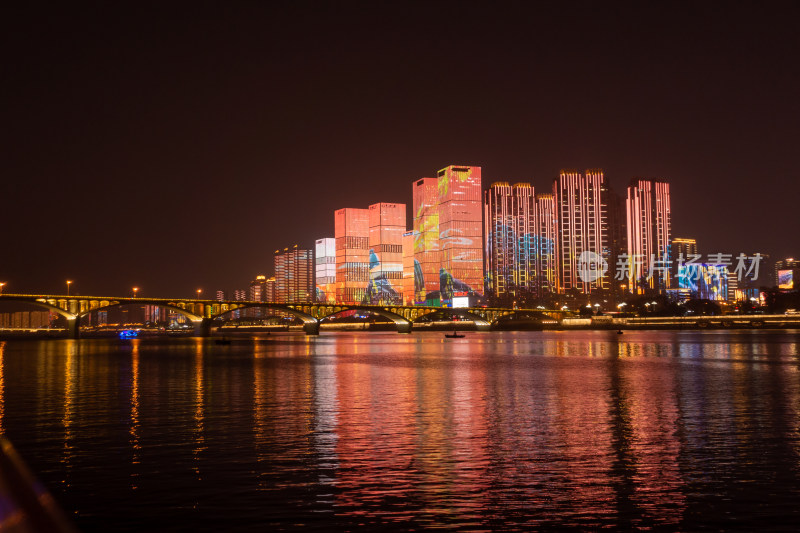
[0, 331, 798, 531]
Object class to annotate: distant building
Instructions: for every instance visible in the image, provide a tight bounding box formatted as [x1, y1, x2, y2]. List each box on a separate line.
[626, 179, 672, 293]
[249, 275, 268, 302]
[672, 238, 698, 285]
[215, 290, 225, 302]
[264, 276, 276, 302]
[555, 169, 609, 294]
[315, 238, 336, 303]
[274, 245, 314, 303]
[233, 289, 246, 301]
[775, 257, 800, 290]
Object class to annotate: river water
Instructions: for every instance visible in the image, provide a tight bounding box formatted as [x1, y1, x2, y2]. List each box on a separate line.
[1, 330, 799, 531]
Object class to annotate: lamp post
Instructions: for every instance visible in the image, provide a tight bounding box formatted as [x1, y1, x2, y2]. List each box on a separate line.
[0, 282, 5, 295]
[196, 289, 202, 299]
[133, 287, 139, 298]
[66, 280, 72, 296]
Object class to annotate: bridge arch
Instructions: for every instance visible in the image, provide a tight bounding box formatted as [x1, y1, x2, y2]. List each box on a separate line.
[316, 306, 413, 333]
[210, 303, 320, 335]
[15, 298, 77, 320]
[76, 301, 204, 322]
[410, 308, 491, 330]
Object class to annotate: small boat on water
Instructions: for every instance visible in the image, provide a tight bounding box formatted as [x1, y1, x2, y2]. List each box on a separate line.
[445, 331, 465, 339]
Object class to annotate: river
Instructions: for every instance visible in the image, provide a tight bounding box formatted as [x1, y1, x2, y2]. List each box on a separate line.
[1, 330, 799, 531]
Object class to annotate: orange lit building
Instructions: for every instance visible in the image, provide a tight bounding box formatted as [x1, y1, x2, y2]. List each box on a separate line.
[335, 208, 370, 304]
[413, 177, 440, 305]
[367, 203, 406, 304]
[438, 165, 484, 306]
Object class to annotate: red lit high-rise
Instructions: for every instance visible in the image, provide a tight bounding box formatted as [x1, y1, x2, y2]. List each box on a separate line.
[626, 179, 671, 293]
[554, 169, 609, 294]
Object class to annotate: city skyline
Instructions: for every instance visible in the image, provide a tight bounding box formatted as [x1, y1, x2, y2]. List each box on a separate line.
[3, 2, 800, 296]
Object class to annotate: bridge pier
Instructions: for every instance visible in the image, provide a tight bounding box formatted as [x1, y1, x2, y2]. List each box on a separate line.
[66, 318, 80, 339]
[396, 321, 412, 334]
[303, 321, 320, 335]
[193, 318, 212, 337]
[475, 322, 492, 332]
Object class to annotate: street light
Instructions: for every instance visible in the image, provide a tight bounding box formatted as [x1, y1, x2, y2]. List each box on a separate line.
[0, 282, 5, 295]
[197, 289, 202, 299]
[133, 287, 139, 298]
[66, 280, 72, 296]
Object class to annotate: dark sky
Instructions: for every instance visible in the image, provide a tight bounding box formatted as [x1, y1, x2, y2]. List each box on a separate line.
[3, 1, 799, 297]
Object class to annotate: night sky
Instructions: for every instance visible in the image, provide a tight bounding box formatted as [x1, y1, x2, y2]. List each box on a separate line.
[3, 1, 799, 297]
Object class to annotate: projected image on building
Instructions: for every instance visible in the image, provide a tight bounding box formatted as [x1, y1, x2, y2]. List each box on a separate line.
[679, 264, 729, 301]
[778, 270, 794, 290]
[438, 165, 484, 305]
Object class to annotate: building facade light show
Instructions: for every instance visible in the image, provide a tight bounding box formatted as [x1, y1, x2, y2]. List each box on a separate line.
[555, 169, 609, 294]
[274, 245, 314, 303]
[315, 237, 336, 303]
[438, 165, 484, 305]
[335, 208, 370, 304]
[485, 182, 539, 299]
[367, 202, 406, 305]
[412, 177, 440, 305]
[626, 179, 672, 293]
[679, 263, 729, 301]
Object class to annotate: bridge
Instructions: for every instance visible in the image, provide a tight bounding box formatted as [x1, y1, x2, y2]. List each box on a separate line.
[0, 294, 567, 338]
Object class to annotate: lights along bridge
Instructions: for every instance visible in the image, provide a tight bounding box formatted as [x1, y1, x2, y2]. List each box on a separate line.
[0, 294, 566, 338]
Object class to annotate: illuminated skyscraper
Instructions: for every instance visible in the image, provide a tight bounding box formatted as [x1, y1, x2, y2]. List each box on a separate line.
[413, 177, 440, 304]
[484, 182, 538, 300]
[671, 237, 698, 286]
[555, 169, 609, 294]
[249, 275, 268, 302]
[438, 165, 484, 305]
[535, 192, 559, 296]
[366, 203, 406, 304]
[626, 179, 672, 293]
[315, 238, 336, 303]
[274, 245, 314, 303]
[335, 208, 369, 304]
[776, 257, 800, 289]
